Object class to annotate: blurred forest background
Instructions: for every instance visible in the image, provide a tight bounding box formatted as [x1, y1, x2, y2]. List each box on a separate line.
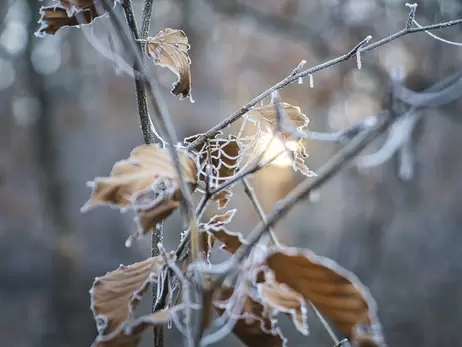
[1, 0, 462, 346]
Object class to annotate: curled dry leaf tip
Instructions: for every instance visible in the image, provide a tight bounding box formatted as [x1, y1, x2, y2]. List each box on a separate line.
[35, 0, 119, 37]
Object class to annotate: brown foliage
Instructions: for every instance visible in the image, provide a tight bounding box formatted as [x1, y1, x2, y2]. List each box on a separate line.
[199, 209, 248, 256]
[145, 28, 192, 100]
[263, 248, 384, 345]
[90, 255, 174, 347]
[36, 0, 116, 36]
[82, 145, 197, 236]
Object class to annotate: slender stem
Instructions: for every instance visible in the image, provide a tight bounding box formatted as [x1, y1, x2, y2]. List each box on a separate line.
[309, 302, 340, 344]
[185, 18, 462, 151]
[121, 1, 163, 346]
[241, 178, 279, 246]
[137, 1, 164, 345]
[140, 0, 154, 39]
[121, 0, 156, 145]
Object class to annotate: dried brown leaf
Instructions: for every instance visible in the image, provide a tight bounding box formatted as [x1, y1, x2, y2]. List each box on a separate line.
[246, 103, 309, 139]
[90, 255, 174, 346]
[93, 306, 182, 347]
[36, 0, 117, 37]
[262, 248, 385, 346]
[215, 287, 285, 347]
[82, 145, 197, 236]
[145, 28, 192, 100]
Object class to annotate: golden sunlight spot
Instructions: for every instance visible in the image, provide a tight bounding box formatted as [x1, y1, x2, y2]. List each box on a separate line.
[258, 132, 297, 167]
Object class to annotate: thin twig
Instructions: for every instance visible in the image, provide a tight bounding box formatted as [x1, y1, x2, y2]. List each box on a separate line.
[309, 301, 341, 344]
[241, 178, 279, 246]
[185, 18, 462, 151]
[121, 0, 157, 145]
[119, 1, 166, 346]
[121, 0, 196, 224]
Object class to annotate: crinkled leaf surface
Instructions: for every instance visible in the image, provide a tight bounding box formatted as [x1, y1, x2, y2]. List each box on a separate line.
[145, 28, 192, 100]
[90, 255, 174, 346]
[82, 145, 196, 236]
[246, 103, 309, 139]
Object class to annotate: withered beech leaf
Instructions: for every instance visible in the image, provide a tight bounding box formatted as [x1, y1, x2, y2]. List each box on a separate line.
[214, 286, 285, 347]
[36, 0, 117, 37]
[145, 28, 192, 100]
[262, 248, 385, 346]
[93, 306, 183, 347]
[184, 132, 241, 209]
[81, 145, 197, 237]
[90, 254, 174, 347]
[289, 143, 316, 178]
[246, 103, 309, 139]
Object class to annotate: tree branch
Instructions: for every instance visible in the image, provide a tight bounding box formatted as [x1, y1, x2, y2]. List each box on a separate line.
[185, 18, 462, 151]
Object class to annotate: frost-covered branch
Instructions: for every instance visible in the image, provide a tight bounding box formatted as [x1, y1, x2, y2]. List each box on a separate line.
[185, 16, 462, 151]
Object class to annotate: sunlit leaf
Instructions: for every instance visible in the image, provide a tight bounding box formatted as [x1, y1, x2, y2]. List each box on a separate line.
[35, 0, 117, 37]
[90, 255, 175, 347]
[145, 28, 192, 100]
[81, 145, 197, 237]
[246, 103, 309, 139]
[198, 209, 237, 260]
[262, 248, 385, 346]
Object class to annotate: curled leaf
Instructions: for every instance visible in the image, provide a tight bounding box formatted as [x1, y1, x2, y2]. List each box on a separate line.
[90, 254, 174, 346]
[145, 28, 192, 100]
[198, 209, 237, 260]
[82, 145, 197, 238]
[246, 103, 309, 139]
[214, 286, 285, 347]
[262, 248, 385, 346]
[184, 132, 241, 208]
[36, 0, 117, 37]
